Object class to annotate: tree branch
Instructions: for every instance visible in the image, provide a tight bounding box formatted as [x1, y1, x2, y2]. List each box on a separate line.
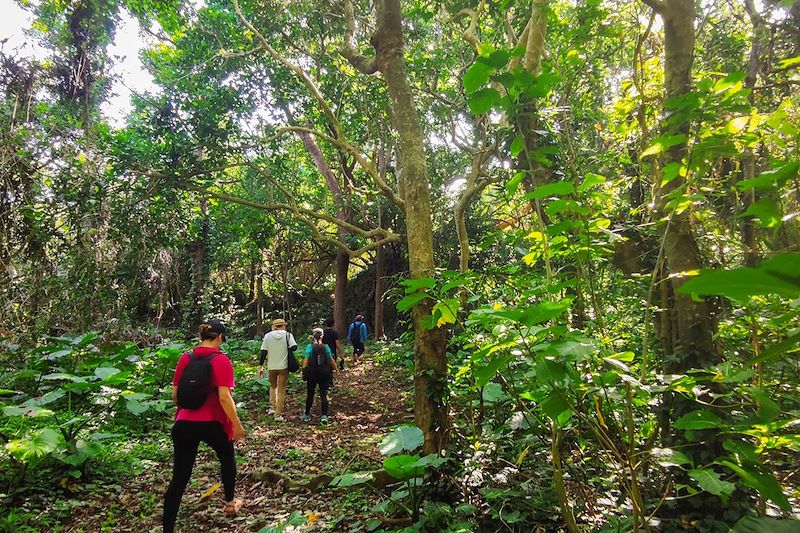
[451, 8, 481, 47]
[276, 126, 404, 209]
[137, 164, 401, 258]
[232, 0, 343, 137]
[641, 0, 665, 14]
[340, 0, 379, 74]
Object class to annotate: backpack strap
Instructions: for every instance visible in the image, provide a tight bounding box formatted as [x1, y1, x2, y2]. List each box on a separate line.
[187, 348, 195, 361]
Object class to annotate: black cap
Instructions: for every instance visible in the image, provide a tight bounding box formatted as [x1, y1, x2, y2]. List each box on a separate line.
[205, 319, 227, 338]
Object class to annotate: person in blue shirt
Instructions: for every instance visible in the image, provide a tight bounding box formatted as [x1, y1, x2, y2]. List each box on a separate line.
[347, 314, 368, 365]
[302, 328, 339, 423]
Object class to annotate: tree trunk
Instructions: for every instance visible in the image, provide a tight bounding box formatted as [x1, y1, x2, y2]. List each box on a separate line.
[374, 197, 386, 338]
[373, 0, 448, 454]
[654, 0, 717, 372]
[256, 264, 265, 338]
[188, 197, 209, 329]
[740, 0, 767, 268]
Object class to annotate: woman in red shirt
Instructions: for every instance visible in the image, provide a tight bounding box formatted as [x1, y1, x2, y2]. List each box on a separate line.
[163, 320, 245, 533]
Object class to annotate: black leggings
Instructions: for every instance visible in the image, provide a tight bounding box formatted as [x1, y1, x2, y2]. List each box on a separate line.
[163, 421, 236, 533]
[305, 376, 330, 416]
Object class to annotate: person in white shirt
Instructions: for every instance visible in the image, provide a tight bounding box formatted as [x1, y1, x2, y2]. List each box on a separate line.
[258, 318, 298, 421]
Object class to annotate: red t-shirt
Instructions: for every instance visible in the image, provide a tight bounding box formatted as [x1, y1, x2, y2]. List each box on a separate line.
[173, 347, 236, 440]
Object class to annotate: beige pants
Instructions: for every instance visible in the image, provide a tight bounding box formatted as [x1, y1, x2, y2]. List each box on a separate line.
[268, 368, 289, 414]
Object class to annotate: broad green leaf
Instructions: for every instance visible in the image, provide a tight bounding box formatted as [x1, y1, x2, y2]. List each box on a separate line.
[738, 162, 799, 190]
[661, 162, 686, 186]
[578, 172, 605, 192]
[475, 354, 513, 388]
[777, 55, 800, 70]
[414, 454, 448, 469]
[468, 87, 501, 115]
[678, 266, 800, 301]
[518, 301, 570, 326]
[484, 49, 510, 69]
[744, 331, 800, 366]
[725, 116, 750, 134]
[36, 388, 67, 405]
[713, 71, 745, 93]
[401, 277, 436, 293]
[379, 425, 424, 456]
[95, 367, 121, 380]
[481, 382, 508, 404]
[740, 199, 781, 229]
[126, 399, 150, 415]
[383, 454, 424, 480]
[463, 62, 492, 93]
[432, 298, 459, 327]
[523, 181, 574, 200]
[42, 373, 86, 383]
[5, 428, 60, 462]
[539, 390, 571, 425]
[4, 405, 54, 417]
[536, 358, 567, 385]
[396, 292, 428, 312]
[651, 447, 693, 467]
[722, 439, 759, 465]
[688, 468, 735, 498]
[510, 134, 525, 157]
[640, 134, 687, 158]
[674, 410, 723, 430]
[718, 460, 791, 511]
[329, 471, 374, 487]
[507, 171, 525, 195]
[730, 517, 800, 533]
[747, 387, 780, 422]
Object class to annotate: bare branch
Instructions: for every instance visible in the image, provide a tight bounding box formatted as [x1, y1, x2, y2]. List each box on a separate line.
[340, 0, 379, 74]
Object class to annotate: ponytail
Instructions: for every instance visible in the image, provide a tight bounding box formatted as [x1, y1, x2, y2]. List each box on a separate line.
[198, 323, 220, 341]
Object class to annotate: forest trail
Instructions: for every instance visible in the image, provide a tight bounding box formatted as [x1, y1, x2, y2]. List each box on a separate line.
[64, 355, 412, 532]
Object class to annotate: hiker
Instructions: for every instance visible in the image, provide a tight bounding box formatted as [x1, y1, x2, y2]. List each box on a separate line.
[322, 317, 342, 386]
[302, 327, 339, 423]
[164, 320, 245, 533]
[258, 318, 298, 421]
[348, 314, 368, 364]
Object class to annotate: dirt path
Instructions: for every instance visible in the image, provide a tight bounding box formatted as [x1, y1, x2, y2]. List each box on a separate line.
[65, 356, 411, 532]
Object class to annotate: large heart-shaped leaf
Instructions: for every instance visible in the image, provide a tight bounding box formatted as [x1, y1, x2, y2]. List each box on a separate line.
[5, 428, 60, 462]
[383, 454, 424, 481]
[379, 425, 424, 456]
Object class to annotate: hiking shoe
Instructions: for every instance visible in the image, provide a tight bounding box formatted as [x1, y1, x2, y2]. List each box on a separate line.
[274, 414, 284, 422]
[320, 415, 329, 424]
[224, 498, 243, 516]
[302, 414, 311, 422]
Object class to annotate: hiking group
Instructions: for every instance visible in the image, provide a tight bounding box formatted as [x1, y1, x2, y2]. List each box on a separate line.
[162, 315, 368, 532]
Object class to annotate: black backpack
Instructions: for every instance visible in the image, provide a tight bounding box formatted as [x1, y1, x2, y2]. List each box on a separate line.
[349, 322, 361, 343]
[308, 344, 331, 372]
[176, 350, 218, 409]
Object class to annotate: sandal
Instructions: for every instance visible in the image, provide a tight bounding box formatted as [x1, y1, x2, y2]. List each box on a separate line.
[224, 498, 243, 516]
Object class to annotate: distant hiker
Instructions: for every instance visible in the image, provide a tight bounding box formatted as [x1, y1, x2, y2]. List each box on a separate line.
[322, 317, 342, 386]
[302, 327, 339, 423]
[258, 318, 298, 421]
[164, 320, 245, 533]
[348, 314, 368, 364]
